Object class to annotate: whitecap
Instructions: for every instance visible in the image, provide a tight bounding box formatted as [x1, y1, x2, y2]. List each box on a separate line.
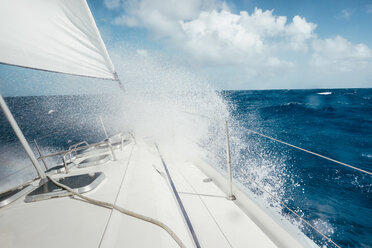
[317, 92, 332, 95]
[362, 153, 372, 159]
[48, 109, 56, 114]
[284, 102, 302, 106]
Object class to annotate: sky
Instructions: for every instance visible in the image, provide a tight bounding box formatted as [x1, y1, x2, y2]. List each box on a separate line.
[1, 0, 372, 95]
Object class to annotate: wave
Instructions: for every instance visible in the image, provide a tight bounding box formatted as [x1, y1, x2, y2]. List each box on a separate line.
[2, 50, 354, 246]
[362, 153, 372, 159]
[284, 102, 303, 106]
[0, 144, 37, 192]
[317, 92, 332, 95]
[0, 142, 64, 193]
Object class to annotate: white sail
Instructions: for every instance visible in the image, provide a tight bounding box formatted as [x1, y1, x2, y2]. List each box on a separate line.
[0, 0, 116, 80]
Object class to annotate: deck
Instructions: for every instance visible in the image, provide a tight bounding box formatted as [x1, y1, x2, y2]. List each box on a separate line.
[0, 137, 315, 247]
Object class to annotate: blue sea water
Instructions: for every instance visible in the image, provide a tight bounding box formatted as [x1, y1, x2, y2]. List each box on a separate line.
[224, 89, 372, 248]
[0, 89, 371, 247]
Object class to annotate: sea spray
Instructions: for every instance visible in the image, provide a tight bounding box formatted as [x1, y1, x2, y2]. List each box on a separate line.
[112, 51, 231, 163]
[111, 51, 309, 242]
[1, 51, 360, 247]
[0, 51, 307, 241]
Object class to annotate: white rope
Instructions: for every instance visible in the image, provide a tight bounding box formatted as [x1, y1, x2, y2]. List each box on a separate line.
[246, 128, 372, 176]
[46, 174, 185, 248]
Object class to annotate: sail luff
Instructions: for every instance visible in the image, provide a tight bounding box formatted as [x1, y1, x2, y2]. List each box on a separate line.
[81, 0, 126, 92]
[82, 0, 117, 78]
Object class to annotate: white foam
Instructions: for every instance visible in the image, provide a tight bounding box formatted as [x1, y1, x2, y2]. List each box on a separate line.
[48, 109, 56, 114]
[0, 49, 324, 244]
[317, 92, 332, 95]
[112, 51, 299, 225]
[0, 144, 37, 192]
[362, 153, 372, 159]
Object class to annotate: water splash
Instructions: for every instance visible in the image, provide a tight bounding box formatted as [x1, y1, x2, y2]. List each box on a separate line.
[0, 50, 348, 247]
[111, 51, 311, 241]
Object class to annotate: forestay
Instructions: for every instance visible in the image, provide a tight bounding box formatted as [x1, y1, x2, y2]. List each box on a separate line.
[0, 0, 116, 80]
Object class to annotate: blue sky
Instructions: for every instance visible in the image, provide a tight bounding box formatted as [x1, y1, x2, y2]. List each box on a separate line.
[234, 0, 372, 44]
[1, 0, 372, 95]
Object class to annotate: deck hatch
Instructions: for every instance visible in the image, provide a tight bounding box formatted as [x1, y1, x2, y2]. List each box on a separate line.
[25, 172, 104, 202]
[78, 154, 111, 168]
[93, 139, 129, 151]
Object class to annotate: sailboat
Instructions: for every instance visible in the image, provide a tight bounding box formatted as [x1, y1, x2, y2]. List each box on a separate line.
[0, 0, 321, 247]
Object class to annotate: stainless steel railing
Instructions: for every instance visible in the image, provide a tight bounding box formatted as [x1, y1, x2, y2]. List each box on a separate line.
[37, 135, 124, 174]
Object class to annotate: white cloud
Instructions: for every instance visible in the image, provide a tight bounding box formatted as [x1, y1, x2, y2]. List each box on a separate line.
[367, 4, 372, 14]
[136, 49, 148, 56]
[285, 16, 317, 51]
[113, 15, 139, 27]
[311, 36, 372, 72]
[340, 9, 352, 20]
[109, 0, 224, 37]
[180, 10, 264, 63]
[104, 0, 122, 10]
[105, 0, 372, 89]
[110, 2, 316, 67]
[179, 9, 316, 64]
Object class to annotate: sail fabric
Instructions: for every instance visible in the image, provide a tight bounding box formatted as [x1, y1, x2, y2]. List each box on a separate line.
[0, 0, 116, 80]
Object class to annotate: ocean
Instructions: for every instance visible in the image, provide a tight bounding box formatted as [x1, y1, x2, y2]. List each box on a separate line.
[0, 89, 371, 247]
[224, 89, 372, 248]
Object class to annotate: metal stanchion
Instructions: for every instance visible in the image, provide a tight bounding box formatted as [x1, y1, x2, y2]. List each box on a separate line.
[99, 115, 109, 139]
[34, 139, 48, 170]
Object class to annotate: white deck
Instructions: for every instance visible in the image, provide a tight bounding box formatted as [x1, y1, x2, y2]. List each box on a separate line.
[0, 137, 316, 247]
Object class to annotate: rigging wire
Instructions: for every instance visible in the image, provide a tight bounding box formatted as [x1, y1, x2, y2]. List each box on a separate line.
[243, 172, 342, 248]
[179, 110, 368, 247]
[181, 110, 372, 176]
[1, 105, 366, 248]
[0, 165, 33, 182]
[245, 128, 372, 176]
